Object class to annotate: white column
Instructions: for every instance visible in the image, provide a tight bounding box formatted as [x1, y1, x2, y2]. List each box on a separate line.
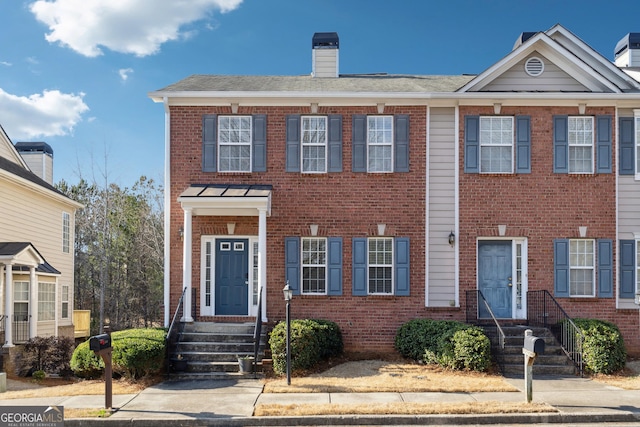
[29, 267, 37, 339]
[4, 264, 13, 347]
[182, 207, 194, 322]
[258, 208, 268, 322]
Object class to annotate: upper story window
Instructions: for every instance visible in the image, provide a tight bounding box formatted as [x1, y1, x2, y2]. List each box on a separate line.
[302, 237, 327, 294]
[218, 116, 252, 172]
[479, 116, 514, 173]
[568, 117, 593, 174]
[301, 116, 327, 173]
[367, 116, 394, 172]
[62, 212, 70, 254]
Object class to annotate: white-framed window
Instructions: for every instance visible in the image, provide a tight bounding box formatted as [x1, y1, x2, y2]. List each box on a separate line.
[301, 116, 327, 173]
[62, 212, 70, 253]
[302, 237, 327, 294]
[61, 285, 69, 319]
[479, 116, 513, 173]
[218, 115, 252, 172]
[38, 282, 56, 321]
[568, 116, 594, 174]
[368, 237, 393, 294]
[14, 281, 29, 321]
[367, 116, 393, 172]
[569, 239, 595, 297]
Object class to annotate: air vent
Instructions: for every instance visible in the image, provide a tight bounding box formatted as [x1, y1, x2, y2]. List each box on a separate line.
[525, 57, 544, 77]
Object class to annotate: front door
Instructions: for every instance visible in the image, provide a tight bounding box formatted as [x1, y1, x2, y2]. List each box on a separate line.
[215, 239, 249, 315]
[478, 241, 512, 319]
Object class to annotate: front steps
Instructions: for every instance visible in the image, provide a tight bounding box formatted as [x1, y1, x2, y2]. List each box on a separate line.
[168, 322, 267, 380]
[485, 325, 577, 377]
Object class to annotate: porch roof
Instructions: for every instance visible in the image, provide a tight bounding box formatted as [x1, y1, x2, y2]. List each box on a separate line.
[178, 184, 272, 216]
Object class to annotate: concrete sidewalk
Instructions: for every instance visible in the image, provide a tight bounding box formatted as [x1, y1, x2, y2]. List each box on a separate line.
[2, 375, 640, 426]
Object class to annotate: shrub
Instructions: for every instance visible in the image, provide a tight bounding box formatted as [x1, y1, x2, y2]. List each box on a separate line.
[71, 328, 167, 379]
[269, 319, 343, 375]
[13, 336, 75, 377]
[574, 318, 626, 374]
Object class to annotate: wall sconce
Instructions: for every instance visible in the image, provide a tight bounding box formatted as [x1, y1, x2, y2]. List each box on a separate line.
[377, 224, 386, 236]
[227, 222, 236, 235]
[310, 224, 318, 236]
[178, 226, 184, 239]
[579, 226, 587, 238]
[448, 231, 455, 246]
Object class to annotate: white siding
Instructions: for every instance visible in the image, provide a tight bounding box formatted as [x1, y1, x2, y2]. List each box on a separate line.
[427, 108, 456, 307]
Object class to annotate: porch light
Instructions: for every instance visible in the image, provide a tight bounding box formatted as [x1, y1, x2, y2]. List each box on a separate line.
[448, 231, 455, 246]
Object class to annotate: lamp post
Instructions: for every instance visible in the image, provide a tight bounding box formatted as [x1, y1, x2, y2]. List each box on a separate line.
[283, 281, 293, 385]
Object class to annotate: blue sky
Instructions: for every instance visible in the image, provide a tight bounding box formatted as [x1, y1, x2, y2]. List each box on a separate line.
[2, 0, 640, 186]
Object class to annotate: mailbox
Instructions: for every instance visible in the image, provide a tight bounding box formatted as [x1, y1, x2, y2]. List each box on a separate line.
[90, 333, 112, 352]
[523, 334, 545, 356]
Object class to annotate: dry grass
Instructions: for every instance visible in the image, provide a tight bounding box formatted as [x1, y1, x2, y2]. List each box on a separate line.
[254, 401, 556, 416]
[263, 360, 518, 393]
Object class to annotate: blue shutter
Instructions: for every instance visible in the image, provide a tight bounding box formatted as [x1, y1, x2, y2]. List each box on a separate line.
[352, 115, 367, 172]
[554, 239, 570, 297]
[620, 240, 636, 298]
[327, 115, 343, 172]
[619, 117, 635, 175]
[285, 237, 300, 295]
[464, 116, 479, 173]
[553, 116, 568, 173]
[394, 237, 410, 296]
[352, 238, 368, 295]
[394, 115, 410, 172]
[515, 116, 531, 173]
[252, 114, 267, 172]
[285, 115, 300, 172]
[202, 114, 217, 172]
[597, 239, 613, 298]
[596, 115, 612, 174]
[327, 237, 343, 295]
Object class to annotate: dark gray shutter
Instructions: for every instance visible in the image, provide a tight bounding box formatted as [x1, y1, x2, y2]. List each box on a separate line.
[202, 114, 217, 172]
[464, 116, 479, 173]
[327, 237, 343, 295]
[553, 116, 568, 173]
[252, 114, 267, 172]
[352, 115, 367, 172]
[394, 115, 410, 172]
[352, 238, 368, 295]
[596, 115, 612, 174]
[327, 115, 343, 172]
[285, 237, 300, 295]
[286, 115, 300, 172]
[620, 240, 636, 298]
[515, 116, 531, 173]
[619, 117, 635, 175]
[597, 239, 613, 298]
[554, 239, 570, 297]
[394, 237, 410, 296]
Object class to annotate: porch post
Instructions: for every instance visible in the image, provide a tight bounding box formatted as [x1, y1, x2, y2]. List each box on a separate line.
[4, 263, 13, 347]
[29, 266, 37, 339]
[258, 208, 268, 322]
[182, 207, 194, 322]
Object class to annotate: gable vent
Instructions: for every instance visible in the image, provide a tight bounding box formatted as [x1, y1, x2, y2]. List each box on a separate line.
[525, 57, 544, 77]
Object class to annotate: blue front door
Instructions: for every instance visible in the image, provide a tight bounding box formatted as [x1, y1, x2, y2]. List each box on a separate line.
[478, 241, 512, 319]
[215, 239, 249, 315]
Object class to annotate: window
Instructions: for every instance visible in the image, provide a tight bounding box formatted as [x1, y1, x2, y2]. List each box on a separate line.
[62, 212, 70, 253]
[301, 116, 327, 173]
[14, 281, 29, 322]
[569, 239, 595, 297]
[38, 282, 56, 321]
[218, 116, 252, 172]
[61, 285, 69, 319]
[479, 117, 513, 173]
[367, 116, 393, 172]
[302, 238, 327, 294]
[568, 117, 593, 173]
[368, 238, 393, 294]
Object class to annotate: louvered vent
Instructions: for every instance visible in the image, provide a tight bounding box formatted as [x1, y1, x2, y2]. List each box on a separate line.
[525, 57, 544, 76]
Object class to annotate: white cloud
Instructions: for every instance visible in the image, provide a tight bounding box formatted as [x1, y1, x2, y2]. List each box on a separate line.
[29, 0, 243, 57]
[119, 68, 134, 81]
[0, 88, 89, 139]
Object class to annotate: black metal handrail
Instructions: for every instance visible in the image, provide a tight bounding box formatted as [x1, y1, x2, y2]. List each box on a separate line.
[527, 290, 584, 376]
[165, 287, 187, 375]
[252, 285, 264, 377]
[466, 290, 506, 372]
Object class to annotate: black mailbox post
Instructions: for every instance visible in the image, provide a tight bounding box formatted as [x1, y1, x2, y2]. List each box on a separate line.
[90, 333, 113, 409]
[522, 329, 544, 403]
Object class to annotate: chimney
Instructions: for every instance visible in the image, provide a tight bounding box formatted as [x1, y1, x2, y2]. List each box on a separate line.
[15, 141, 54, 184]
[614, 33, 640, 68]
[312, 32, 339, 78]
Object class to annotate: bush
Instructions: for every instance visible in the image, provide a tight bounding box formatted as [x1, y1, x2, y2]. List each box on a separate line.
[71, 328, 167, 379]
[395, 318, 491, 372]
[13, 336, 75, 377]
[269, 319, 343, 375]
[574, 318, 626, 374]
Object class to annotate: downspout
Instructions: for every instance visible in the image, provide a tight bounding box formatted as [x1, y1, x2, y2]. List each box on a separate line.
[163, 97, 171, 327]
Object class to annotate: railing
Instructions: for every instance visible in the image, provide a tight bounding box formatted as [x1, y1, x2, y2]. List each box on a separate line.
[165, 287, 187, 376]
[465, 290, 506, 373]
[528, 290, 584, 376]
[252, 286, 264, 377]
